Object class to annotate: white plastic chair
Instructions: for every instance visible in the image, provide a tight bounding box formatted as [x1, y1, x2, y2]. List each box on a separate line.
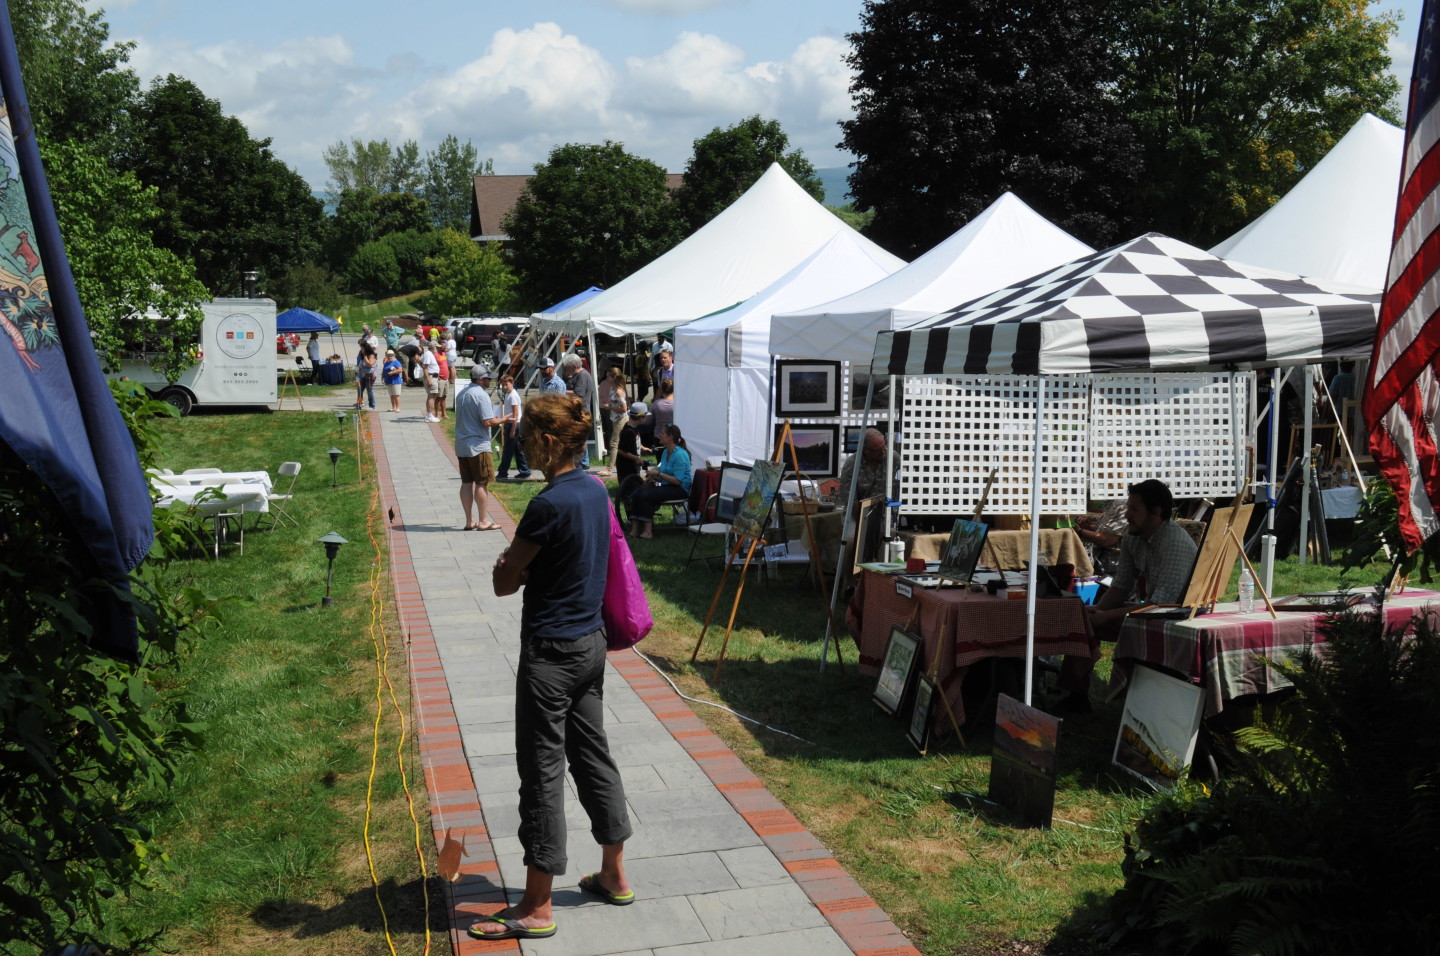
[182, 467, 222, 475]
[261, 462, 302, 529]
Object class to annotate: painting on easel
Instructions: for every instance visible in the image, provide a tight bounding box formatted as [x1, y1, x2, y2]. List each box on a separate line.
[732, 460, 784, 541]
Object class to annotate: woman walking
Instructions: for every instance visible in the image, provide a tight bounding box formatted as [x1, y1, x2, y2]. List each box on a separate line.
[471, 393, 633, 942]
[355, 340, 378, 409]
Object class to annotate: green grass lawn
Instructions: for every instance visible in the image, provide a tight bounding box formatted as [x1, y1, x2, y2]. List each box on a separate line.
[89, 406, 440, 956]
[491, 477, 1392, 953]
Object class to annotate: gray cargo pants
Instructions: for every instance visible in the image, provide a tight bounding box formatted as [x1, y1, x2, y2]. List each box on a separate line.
[515, 629, 632, 875]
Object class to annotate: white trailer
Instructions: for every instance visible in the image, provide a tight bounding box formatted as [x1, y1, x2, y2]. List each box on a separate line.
[116, 298, 278, 415]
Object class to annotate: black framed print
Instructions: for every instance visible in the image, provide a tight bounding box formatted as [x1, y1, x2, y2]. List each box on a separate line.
[873, 627, 921, 716]
[907, 675, 937, 752]
[776, 360, 842, 417]
[776, 423, 839, 477]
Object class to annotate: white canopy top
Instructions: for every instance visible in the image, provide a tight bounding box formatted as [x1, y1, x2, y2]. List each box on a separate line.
[769, 191, 1093, 364]
[676, 230, 905, 370]
[1209, 113, 1401, 289]
[533, 164, 863, 338]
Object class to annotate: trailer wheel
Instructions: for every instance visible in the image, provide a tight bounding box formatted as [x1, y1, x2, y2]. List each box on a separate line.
[159, 387, 193, 416]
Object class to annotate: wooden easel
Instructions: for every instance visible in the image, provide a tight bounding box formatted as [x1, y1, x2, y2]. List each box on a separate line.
[1184, 495, 1275, 619]
[691, 421, 840, 679]
[277, 368, 305, 411]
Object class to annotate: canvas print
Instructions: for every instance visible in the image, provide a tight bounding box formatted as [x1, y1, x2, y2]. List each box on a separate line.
[850, 495, 885, 575]
[843, 422, 890, 454]
[732, 460, 783, 540]
[849, 372, 892, 412]
[1113, 666, 1205, 790]
[873, 627, 921, 716]
[777, 423, 839, 477]
[988, 693, 1061, 827]
[776, 360, 841, 416]
[938, 518, 989, 583]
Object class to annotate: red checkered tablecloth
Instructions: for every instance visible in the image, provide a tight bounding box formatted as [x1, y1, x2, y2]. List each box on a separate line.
[848, 571, 1096, 727]
[1110, 590, 1440, 716]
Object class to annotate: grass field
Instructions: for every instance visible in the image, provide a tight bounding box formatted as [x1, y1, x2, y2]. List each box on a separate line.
[488, 477, 1391, 953]
[87, 405, 442, 955]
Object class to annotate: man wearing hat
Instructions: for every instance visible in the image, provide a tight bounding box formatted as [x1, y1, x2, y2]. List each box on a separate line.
[382, 348, 404, 412]
[419, 340, 442, 422]
[539, 357, 566, 395]
[454, 365, 505, 530]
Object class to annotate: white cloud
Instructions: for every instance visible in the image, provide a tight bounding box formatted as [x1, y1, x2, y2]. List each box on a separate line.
[119, 22, 854, 187]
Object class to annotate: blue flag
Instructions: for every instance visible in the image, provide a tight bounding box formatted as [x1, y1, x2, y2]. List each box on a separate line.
[0, 0, 154, 657]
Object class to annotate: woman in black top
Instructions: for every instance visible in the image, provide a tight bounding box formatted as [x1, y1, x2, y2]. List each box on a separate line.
[474, 393, 633, 942]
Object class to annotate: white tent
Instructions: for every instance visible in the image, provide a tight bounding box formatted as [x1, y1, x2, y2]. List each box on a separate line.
[769, 191, 1094, 364]
[533, 164, 863, 338]
[1209, 113, 1402, 289]
[675, 231, 906, 465]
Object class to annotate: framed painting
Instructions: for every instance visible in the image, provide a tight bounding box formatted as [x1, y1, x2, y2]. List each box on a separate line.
[776, 360, 842, 417]
[906, 675, 937, 752]
[873, 627, 921, 716]
[732, 459, 783, 540]
[714, 461, 753, 523]
[989, 693, 1062, 827]
[849, 495, 886, 576]
[776, 423, 839, 478]
[937, 518, 989, 584]
[843, 421, 890, 455]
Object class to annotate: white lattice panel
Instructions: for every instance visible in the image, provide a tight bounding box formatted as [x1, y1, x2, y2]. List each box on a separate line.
[1088, 373, 1249, 501]
[898, 375, 1090, 515]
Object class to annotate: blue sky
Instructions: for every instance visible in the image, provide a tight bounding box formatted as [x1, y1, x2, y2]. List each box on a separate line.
[91, 0, 1420, 191]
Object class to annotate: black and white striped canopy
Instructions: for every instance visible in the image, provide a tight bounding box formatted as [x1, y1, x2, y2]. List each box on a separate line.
[871, 234, 1381, 376]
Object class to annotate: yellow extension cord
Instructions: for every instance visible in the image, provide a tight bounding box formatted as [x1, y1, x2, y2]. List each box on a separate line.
[361, 479, 433, 955]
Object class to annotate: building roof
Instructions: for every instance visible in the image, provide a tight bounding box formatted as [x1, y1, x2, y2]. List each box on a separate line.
[470, 173, 685, 241]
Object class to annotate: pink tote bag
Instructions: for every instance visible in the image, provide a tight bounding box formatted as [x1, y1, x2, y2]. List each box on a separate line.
[595, 476, 653, 650]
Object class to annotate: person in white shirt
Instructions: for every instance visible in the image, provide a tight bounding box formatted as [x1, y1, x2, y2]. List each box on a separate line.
[420, 341, 442, 422]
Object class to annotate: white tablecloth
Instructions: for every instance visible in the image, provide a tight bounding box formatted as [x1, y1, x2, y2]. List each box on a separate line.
[153, 479, 269, 514]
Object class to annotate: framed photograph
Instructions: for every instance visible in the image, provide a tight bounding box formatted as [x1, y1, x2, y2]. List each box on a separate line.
[714, 461, 753, 523]
[776, 360, 842, 417]
[873, 627, 922, 716]
[776, 423, 839, 478]
[907, 675, 937, 752]
[850, 495, 886, 576]
[732, 460, 784, 540]
[938, 518, 989, 584]
[849, 371, 892, 413]
[843, 421, 890, 455]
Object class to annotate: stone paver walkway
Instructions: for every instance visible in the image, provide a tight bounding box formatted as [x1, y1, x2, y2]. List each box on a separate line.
[365, 378, 919, 956]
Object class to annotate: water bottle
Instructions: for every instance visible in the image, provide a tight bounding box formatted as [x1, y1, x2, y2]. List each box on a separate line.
[1237, 568, 1255, 613]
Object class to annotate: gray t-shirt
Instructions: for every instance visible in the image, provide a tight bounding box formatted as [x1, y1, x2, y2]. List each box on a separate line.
[454, 383, 497, 458]
[568, 367, 596, 415]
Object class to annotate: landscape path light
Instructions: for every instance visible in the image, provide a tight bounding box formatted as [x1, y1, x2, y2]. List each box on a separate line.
[317, 531, 349, 607]
[328, 447, 343, 488]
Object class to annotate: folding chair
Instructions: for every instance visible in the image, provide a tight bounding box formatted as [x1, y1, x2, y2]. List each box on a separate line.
[684, 494, 733, 567]
[261, 461, 302, 529]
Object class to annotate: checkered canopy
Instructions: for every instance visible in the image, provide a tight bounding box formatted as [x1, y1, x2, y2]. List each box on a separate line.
[871, 234, 1381, 377]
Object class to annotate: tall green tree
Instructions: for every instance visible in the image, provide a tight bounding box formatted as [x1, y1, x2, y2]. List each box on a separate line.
[424, 230, 518, 316]
[10, 0, 138, 151]
[423, 135, 493, 230]
[503, 141, 681, 308]
[321, 137, 423, 198]
[42, 140, 208, 377]
[673, 116, 824, 232]
[1116, 0, 1400, 246]
[324, 187, 432, 273]
[840, 0, 1140, 259]
[118, 75, 325, 295]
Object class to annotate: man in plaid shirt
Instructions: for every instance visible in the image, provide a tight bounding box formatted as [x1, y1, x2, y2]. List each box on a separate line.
[1058, 479, 1198, 712]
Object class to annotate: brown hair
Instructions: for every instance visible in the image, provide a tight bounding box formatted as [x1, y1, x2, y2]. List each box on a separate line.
[522, 394, 592, 473]
[500, 374, 514, 387]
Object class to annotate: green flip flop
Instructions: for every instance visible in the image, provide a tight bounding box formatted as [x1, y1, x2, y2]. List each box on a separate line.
[579, 873, 635, 905]
[467, 915, 558, 940]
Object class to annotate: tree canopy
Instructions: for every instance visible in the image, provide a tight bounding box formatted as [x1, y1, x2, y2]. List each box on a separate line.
[673, 116, 824, 232]
[118, 75, 324, 296]
[321, 137, 423, 198]
[423, 134, 493, 231]
[841, 0, 1140, 259]
[424, 230, 518, 316]
[503, 141, 681, 309]
[1115, 0, 1400, 246]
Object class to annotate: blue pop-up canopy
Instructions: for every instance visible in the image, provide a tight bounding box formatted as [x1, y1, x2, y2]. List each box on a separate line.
[540, 286, 603, 314]
[276, 307, 341, 333]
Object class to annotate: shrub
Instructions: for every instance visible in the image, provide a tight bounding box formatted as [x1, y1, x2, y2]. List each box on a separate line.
[1098, 598, 1440, 954]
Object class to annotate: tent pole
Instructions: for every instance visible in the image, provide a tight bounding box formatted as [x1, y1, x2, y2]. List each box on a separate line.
[1298, 365, 1315, 565]
[884, 374, 896, 537]
[820, 371, 876, 672]
[1023, 375, 1045, 707]
[587, 319, 603, 461]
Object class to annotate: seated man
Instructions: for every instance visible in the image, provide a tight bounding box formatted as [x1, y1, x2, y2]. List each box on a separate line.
[838, 427, 897, 504]
[1057, 478, 1198, 712]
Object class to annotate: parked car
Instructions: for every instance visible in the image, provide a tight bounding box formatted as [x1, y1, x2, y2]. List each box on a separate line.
[458, 314, 529, 359]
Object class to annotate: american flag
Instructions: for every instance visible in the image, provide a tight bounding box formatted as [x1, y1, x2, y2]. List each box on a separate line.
[1364, 0, 1440, 553]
